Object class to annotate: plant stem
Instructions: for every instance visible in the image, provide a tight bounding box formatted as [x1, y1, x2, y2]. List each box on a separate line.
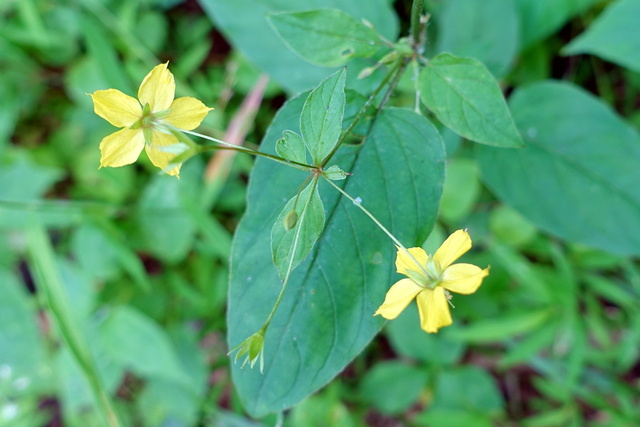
[27, 225, 121, 427]
[181, 129, 316, 172]
[410, 0, 425, 50]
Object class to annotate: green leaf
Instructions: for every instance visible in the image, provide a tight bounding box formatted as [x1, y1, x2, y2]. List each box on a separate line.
[477, 81, 640, 255]
[228, 102, 444, 416]
[300, 68, 346, 165]
[198, 0, 398, 93]
[514, 0, 600, 48]
[271, 179, 325, 279]
[267, 9, 384, 67]
[0, 150, 65, 229]
[439, 158, 481, 223]
[275, 130, 307, 164]
[358, 361, 428, 415]
[436, 0, 519, 77]
[323, 165, 348, 181]
[386, 304, 465, 365]
[419, 53, 524, 148]
[431, 366, 504, 414]
[417, 410, 496, 427]
[563, 0, 640, 73]
[134, 161, 204, 263]
[0, 269, 47, 380]
[98, 306, 191, 387]
[448, 310, 552, 343]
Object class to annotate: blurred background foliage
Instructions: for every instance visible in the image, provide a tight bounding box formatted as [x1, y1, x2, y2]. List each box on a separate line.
[0, 0, 639, 426]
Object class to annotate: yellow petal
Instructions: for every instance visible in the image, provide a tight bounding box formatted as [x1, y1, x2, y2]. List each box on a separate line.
[90, 89, 141, 127]
[374, 278, 422, 320]
[395, 247, 428, 278]
[441, 264, 489, 295]
[145, 130, 182, 176]
[433, 229, 472, 269]
[165, 97, 213, 130]
[416, 286, 452, 333]
[99, 127, 145, 167]
[138, 63, 175, 112]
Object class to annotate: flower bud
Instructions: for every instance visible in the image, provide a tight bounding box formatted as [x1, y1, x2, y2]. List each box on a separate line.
[283, 210, 298, 231]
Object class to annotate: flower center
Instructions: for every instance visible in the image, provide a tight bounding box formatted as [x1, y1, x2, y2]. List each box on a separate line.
[424, 258, 443, 288]
[405, 257, 442, 289]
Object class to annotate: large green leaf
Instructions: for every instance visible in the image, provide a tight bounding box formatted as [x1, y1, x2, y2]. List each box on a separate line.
[514, 0, 600, 48]
[268, 9, 384, 67]
[477, 81, 640, 255]
[228, 101, 444, 416]
[563, 0, 640, 73]
[419, 53, 524, 148]
[197, 0, 398, 92]
[435, 0, 519, 77]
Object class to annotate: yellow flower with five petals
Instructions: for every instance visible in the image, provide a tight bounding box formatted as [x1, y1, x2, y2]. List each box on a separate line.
[375, 229, 489, 333]
[89, 62, 212, 176]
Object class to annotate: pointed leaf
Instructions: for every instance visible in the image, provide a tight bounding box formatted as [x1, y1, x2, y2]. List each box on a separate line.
[271, 179, 325, 278]
[323, 165, 348, 181]
[275, 130, 307, 164]
[477, 81, 640, 255]
[267, 9, 384, 67]
[228, 103, 444, 416]
[300, 68, 346, 164]
[419, 53, 524, 148]
[563, 0, 640, 73]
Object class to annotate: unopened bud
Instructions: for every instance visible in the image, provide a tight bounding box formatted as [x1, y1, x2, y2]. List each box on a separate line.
[283, 210, 298, 231]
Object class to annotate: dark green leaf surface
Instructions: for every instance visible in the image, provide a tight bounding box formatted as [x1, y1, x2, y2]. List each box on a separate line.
[477, 81, 640, 255]
[563, 0, 640, 73]
[268, 10, 384, 67]
[228, 100, 444, 416]
[419, 53, 524, 148]
[436, 0, 519, 77]
[300, 68, 346, 164]
[198, 0, 398, 92]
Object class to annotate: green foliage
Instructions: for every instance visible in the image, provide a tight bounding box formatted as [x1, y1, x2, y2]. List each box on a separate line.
[435, 0, 519, 77]
[477, 81, 640, 255]
[199, 0, 398, 92]
[228, 101, 444, 415]
[2, 0, 640, 425]
[268, 10, 384, 67]
[419, 53, 524, 147]
[299, 69, 347, 164]
[563, 0, 640, 73]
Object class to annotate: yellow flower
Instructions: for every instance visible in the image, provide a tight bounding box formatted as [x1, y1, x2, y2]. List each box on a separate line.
[89, 62, 212, 176]
[374, 229, 489, 333]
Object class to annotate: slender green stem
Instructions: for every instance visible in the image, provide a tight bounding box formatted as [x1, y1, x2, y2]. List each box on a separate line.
[323, 178, 405, 249]
[181, 129, 317, 172]
[27, 225, 120, 427]
[323, 177, 430, 279]
[369, 57, 411, 127]
[320, 60, 404, 168]
[410, 0, 425, 51]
